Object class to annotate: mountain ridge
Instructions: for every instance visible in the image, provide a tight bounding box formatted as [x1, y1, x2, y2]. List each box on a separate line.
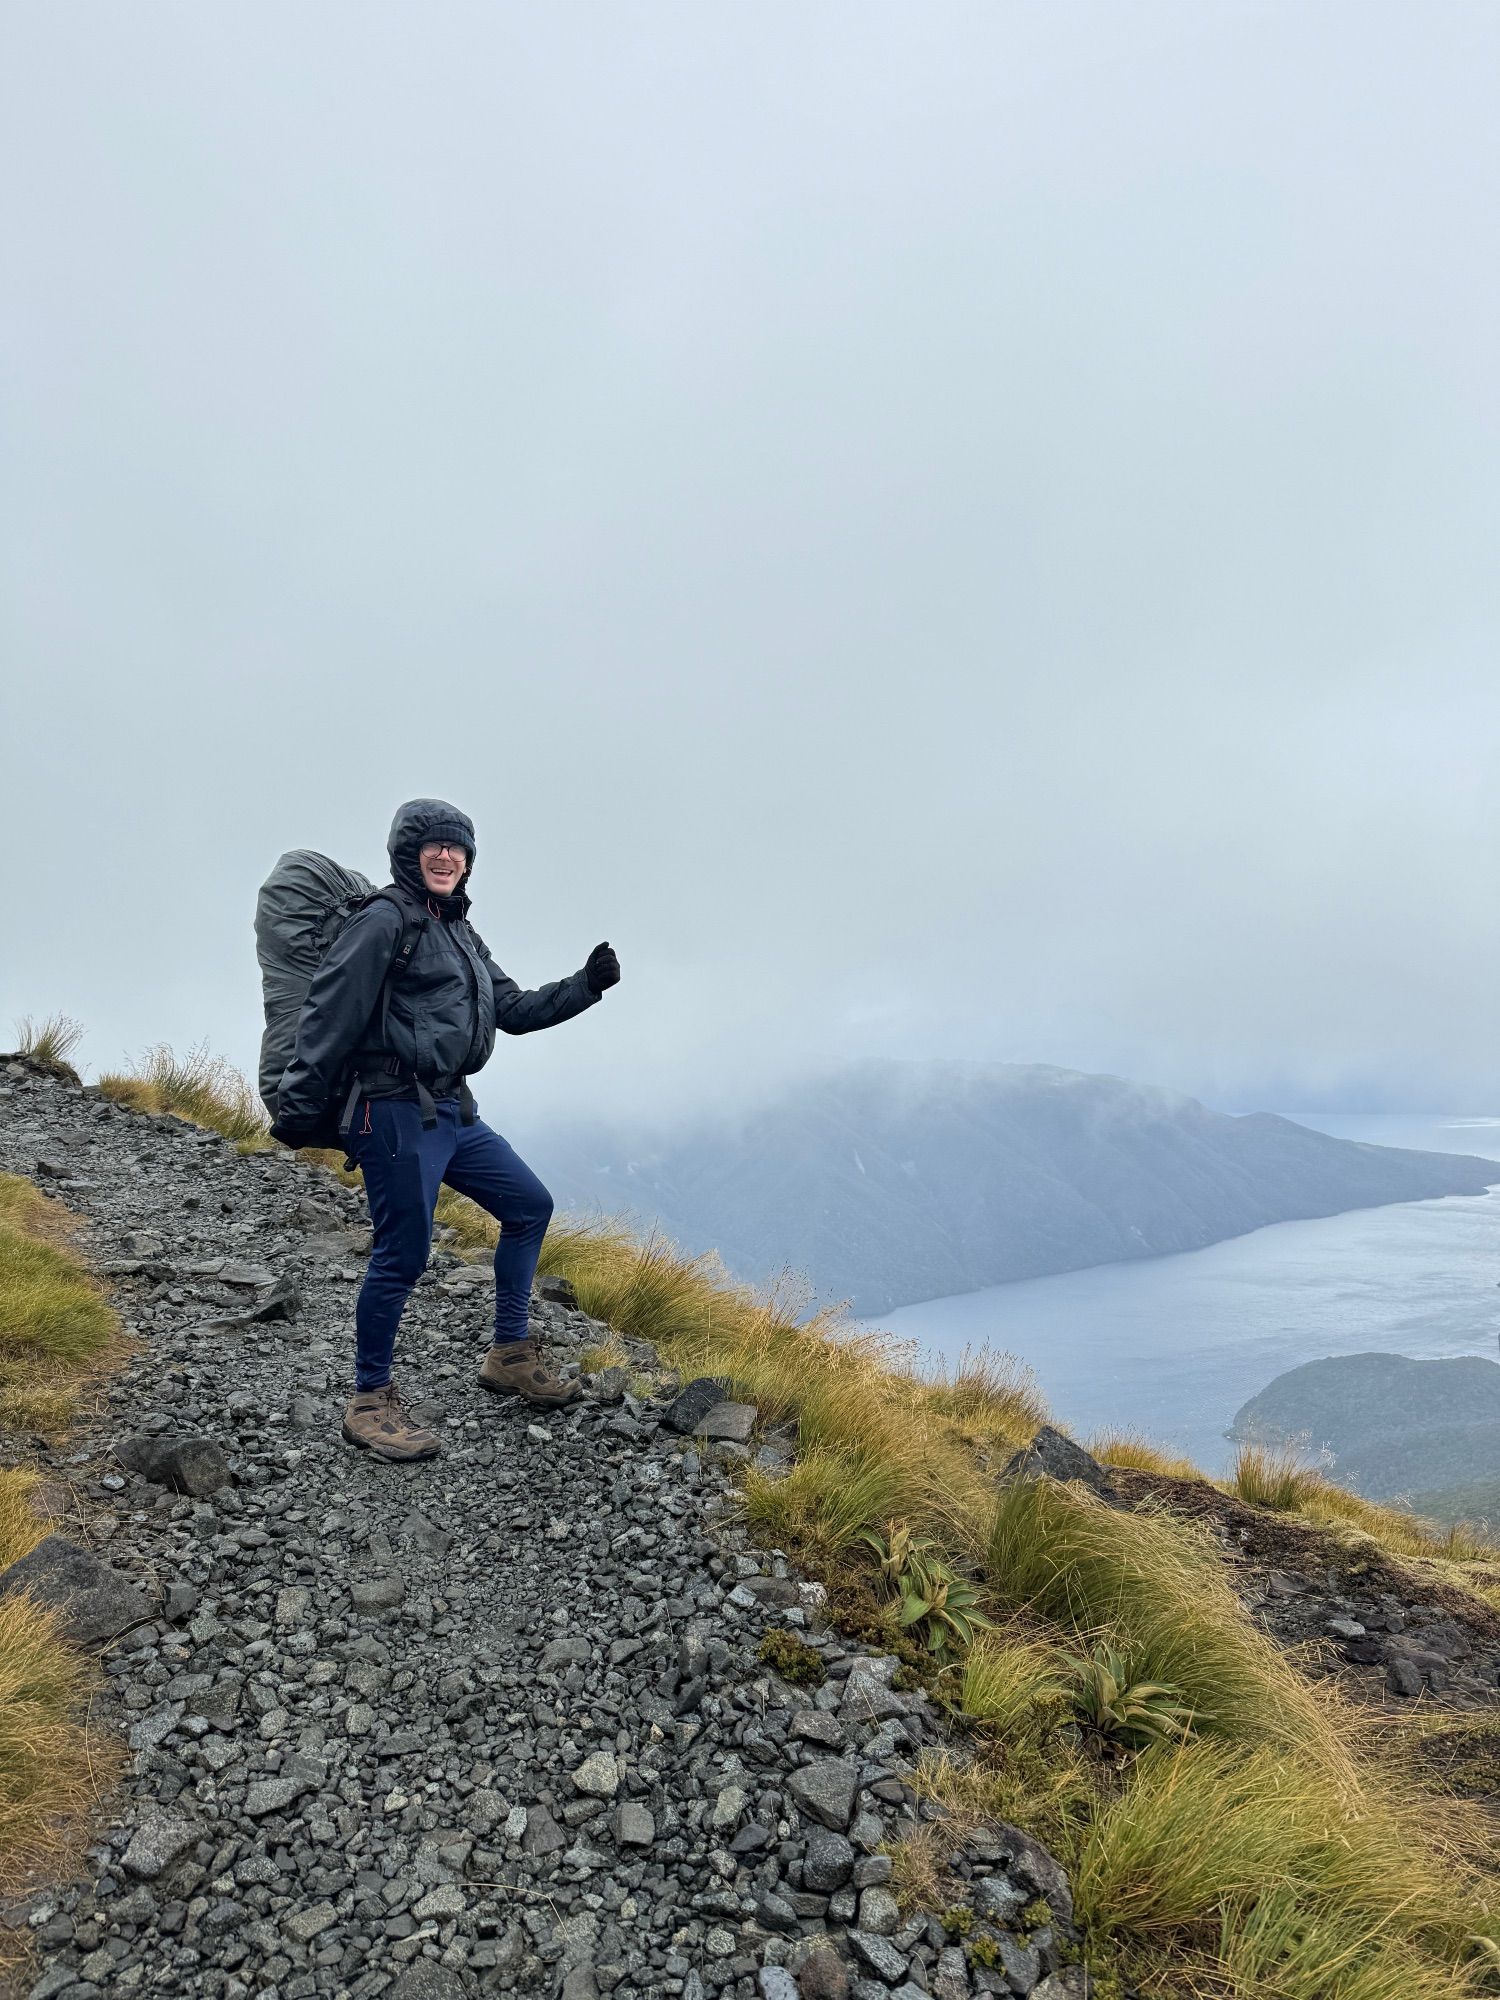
[529, 1058, 1499, 1314]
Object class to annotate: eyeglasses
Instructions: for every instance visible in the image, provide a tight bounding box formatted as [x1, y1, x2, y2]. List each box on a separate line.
[420, 842, 466, 860]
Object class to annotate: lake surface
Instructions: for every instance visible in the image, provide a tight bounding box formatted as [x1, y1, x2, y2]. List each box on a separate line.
[860, 1114, 1500, 1475]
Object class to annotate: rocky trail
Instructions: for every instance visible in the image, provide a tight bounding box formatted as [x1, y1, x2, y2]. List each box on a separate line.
[0, 1061, 1087, 2000]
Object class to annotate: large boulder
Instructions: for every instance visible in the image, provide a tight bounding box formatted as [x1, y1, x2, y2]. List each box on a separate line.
[0, 1534, 151, 1645]
[999, 1425, 1118, 1505]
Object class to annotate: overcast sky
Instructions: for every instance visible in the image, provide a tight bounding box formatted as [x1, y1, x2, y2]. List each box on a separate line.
[3, 2, 1497, 1136]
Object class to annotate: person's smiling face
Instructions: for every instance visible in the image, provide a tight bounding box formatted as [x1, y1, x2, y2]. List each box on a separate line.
[419, 840, 467, 895]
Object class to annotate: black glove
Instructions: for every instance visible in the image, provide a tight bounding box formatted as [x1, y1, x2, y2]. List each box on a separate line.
[584, 940, 621, 995]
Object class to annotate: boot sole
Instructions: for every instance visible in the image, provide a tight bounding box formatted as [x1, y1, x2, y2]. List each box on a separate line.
[340, 1421, 441, 1463]
[476, 1376, 582, 1409]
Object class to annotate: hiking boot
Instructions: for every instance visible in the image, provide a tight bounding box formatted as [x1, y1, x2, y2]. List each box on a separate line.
[341, 1383, 441, 1462]
[477, 1337, 582, 1408]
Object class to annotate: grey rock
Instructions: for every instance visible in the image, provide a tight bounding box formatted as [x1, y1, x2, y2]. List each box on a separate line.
[758, 1970, 801, 2000]
[524, 1805, 566, 1855]
[695, 1401, 758, 1442]
[1387, 1654, 1424, 1697]
[0, 1534, 151, 1645]
[244, 1762, 318, 1817]
[120, 1810, 198, 1880]
[612, 1803, 655, 1847]
[350, 1573, 405, 1612]
[858, 1885, 901, 1934]
[661, 1377, 733, 1434]
[848, 1929, 910, 1982]
[387, 1967, 471, 2000]
[802, 1827, 856, 1892]
[283, 1899, 339, 1942]
[989, 1822, 1075, 1930]
[114, 1431, 231, 1496]
[999, 1425, 1117, 1502]
[542, 1634, 593, 1670]
[789, 1757, 860, 1830]
[571, 1750, 621, 1798]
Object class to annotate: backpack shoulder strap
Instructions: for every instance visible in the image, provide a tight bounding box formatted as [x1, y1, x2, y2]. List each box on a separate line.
[363, 886, 429, 1048]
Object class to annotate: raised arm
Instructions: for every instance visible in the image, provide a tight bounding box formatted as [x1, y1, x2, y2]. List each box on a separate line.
[468, 928, 603, 1036]
[273, 898, 404, 1130]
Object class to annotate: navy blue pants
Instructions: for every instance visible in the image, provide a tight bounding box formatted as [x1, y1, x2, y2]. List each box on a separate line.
[345, 1095, 554, 1392]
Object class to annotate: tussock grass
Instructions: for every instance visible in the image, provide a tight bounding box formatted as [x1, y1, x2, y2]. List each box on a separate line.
[0, 1596, 107, 1901]
[0, 1173, 120, 1912]
[956, 1625, 1068, 1735]
[1230, 1444, 1499, 1563]
[987, 1476, 1326, 1749]
[0, 1469, 47, 1570]
[0, 1174, 118, 1433]
[98, 1042, 270, 1148]
[10, 1013, 85, 1081]
[1090, 1428, 1203, 1480]
[1075, 1739, 1498, 1998]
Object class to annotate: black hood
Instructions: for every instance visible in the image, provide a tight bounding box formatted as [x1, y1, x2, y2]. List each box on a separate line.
[387, 797, 477, 911]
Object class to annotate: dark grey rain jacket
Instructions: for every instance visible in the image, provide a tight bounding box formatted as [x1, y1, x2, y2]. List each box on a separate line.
[274, 798, 598, 1130]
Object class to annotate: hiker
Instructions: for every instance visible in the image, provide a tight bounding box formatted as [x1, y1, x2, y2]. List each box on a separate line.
[266, 798, 620, 1463]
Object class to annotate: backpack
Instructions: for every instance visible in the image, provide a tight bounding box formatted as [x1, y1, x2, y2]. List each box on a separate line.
[254, 850, 424, 1120]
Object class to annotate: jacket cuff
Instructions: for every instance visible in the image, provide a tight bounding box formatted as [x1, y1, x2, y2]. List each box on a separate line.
[576, 967, 604, 1007]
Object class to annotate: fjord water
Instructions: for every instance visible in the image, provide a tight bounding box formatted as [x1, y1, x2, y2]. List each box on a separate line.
[863, 1115, 1500, 1476]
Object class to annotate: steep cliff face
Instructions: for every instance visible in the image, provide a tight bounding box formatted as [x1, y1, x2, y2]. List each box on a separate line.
[534, 1060, 1498, 1312]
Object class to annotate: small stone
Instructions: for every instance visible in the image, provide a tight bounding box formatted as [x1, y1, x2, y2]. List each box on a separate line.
[275, 1586, 312, 1627]
[527, 1422, 553, 1444]
[350, 1574, 405, 1612]
[1327, 1616, 1366, 1640]
[524, 1806, 566, 1855]
[803, 1827, 856, 1891]
[792, 1709, 845, 1747]
[114, 1433, 231, 1496]
[120, 1811, 198, 1880]
[163, 1580, 199, 1622]
[849, 1930, 910, 1982]
[789, 1758, 859, 1831]
[704, 1927, 737, 1959]
[1387, 1655, 1423, 1698]
[388, 1966, 470, 2000]
[541, 1635, 593, 1671]
[504, 1805, 529, 1841]
[612, 1803, 655, 1847]
[283, 1900, 338, 1943]
[694, 1402, 758, 1443]
[413, 1884, 465, 1919]
[758, 1970, 801, 2000]
[709, 1783, 747, 1832]
[858, 1886, 901, 1934]
[571, 1750, 621, 1799]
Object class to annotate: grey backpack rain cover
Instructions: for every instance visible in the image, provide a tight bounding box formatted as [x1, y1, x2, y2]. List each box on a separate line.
[255, 850, 375, 1117]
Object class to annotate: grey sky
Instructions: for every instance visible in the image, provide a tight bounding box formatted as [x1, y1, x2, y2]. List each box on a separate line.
[3, 3, 1497, 1132]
